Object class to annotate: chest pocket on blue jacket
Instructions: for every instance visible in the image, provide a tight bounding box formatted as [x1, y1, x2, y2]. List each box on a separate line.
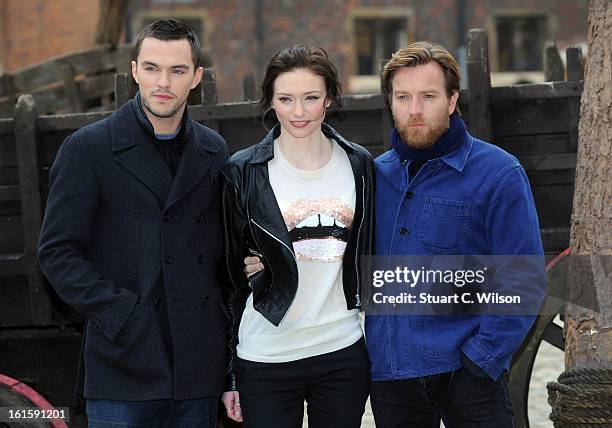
[418, 196, 471, 253]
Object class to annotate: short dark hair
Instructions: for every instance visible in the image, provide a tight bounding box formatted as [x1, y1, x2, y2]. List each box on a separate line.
[382, 41, 461, 112]
[133, 19, 201, 68]
[260, 45, 342, 109]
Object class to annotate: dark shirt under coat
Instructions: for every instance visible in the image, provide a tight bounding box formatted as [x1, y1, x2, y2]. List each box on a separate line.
[37, 95, 229, 400]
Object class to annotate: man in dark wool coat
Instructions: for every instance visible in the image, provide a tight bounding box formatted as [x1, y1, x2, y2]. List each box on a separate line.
[38, 19, 228, 427]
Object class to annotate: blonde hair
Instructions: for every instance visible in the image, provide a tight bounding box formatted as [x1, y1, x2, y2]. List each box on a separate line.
[382, 41, 461, 109]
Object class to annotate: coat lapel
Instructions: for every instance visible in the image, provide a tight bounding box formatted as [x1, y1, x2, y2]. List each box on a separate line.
[110, 100, 173, 206]
[164, 127, 219, 210]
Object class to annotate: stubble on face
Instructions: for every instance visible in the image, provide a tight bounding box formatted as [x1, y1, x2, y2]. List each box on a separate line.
[142, 93, 183, 119]
[393, 107, 450, 149]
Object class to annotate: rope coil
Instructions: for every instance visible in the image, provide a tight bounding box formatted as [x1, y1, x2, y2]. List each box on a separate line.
[547, 368, 612, 427]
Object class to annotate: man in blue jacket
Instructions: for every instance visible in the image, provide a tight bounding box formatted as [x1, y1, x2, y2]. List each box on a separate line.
[38, 19, 228, 427]
[367, 41, 545, 427]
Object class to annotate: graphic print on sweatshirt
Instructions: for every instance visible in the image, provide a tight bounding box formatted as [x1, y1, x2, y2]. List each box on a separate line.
[282, 197, 353, 262]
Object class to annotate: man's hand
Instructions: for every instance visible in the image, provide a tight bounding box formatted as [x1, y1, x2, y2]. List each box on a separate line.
[222, 390, 243, 422]
[244, 255, 264, 279]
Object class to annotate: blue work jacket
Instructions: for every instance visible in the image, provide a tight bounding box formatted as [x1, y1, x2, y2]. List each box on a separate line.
[365, 124, 545, 381]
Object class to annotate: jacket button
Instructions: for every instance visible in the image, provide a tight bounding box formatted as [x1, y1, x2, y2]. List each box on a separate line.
[202, 296, 210, 305]
[163, 213, 172, 223]
[196, 213, 204, 224]
[165, 254, 173, 264]
[399, 227, 409, 236]
[154, 297, 163, 308]
[198, 254, 205, 264]
[405, 191, 414, 199]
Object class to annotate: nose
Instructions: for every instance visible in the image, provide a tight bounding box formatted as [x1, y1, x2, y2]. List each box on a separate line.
[408, 99, 423, 117]
[293, 99, 305, 117]
[158, 70, 170, 89]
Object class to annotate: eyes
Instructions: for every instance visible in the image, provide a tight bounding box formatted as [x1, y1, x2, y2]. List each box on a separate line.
[143, 66, 187, 75]
[396, 93, 437, 102]
[276, 95, 322, 104]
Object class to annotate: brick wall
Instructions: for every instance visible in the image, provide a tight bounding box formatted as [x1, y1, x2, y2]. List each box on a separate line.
[1, 0, 99, 72]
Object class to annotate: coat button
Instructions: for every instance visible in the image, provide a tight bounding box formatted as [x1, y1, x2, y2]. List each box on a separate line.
[196, 213, 204, 224]
[198, 254, 205, 264]
[154, 297, 163, 308]
[405, 191, 414, 199]
[202, 296, 210, 305]
[399, 227, 409, 236]
[165, 254, 174, 264]
[163, 213, 172, 223]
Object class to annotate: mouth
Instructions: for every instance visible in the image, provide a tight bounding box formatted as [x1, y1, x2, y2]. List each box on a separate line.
[290, 120, 311, 128]
[153, 93, 174, 101]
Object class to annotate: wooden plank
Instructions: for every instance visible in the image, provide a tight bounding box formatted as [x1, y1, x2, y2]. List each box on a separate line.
[243, 73, 257, 101]
[14, 95, 52, 324]
[0, 168, 18, 186]
[201, 69, 218, 105]
[495, 133, 574, 155]
[0, 253, 30, 276]
[566, 46, 584, 82]
[30, 86, 70, 115]
[37, 111, 111, 132]
[0, 215, 24, 253]
[540, 227, 570, 253]
[57, 63, 83, 113]
[532, 185, 574, 228]
[526, 169, 576, 187]
[114, 73, 130, 110]
[78, 73, 115, 99]
[0, 118, 14, 133]
[544, 40, 565, 82]
[0, 185, 20, 202]
[11, 62, 60, 93]
[466, 29, 493, 142]
[490, 81, 582, 102]
[520, 153, 577, 171]
[492, 98, 573, 137]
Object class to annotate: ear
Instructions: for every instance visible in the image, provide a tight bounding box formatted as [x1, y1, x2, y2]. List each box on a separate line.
[325, 98, 332, 108]
[131, 61, 139, 85]
[191, 66, 204, 90]
[448, 90, 459, 115]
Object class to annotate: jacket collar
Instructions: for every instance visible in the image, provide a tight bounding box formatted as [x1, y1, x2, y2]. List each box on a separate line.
[382, 120, 473, 173]
[110, 93, 219, 156]
[109, 95, 219, 208]
[250, 122, 357, 164]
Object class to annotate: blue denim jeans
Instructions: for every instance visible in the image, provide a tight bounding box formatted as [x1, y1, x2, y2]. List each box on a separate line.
[86, 397, 218, 428]
[370, 364, 514, 428]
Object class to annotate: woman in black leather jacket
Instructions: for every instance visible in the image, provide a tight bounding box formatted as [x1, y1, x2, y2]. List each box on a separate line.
[220, 45, 374, 428]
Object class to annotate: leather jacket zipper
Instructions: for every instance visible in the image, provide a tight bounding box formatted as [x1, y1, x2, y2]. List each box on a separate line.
[250, 218, 297, 261]
[354, 175, 365, 307]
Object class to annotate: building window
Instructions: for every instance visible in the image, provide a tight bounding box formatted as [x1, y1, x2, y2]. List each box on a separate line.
[354, 18, 407, 75]
[496, 15, 548, 71]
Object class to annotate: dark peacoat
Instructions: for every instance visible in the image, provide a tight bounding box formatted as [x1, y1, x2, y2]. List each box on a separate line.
[38, 95, 228, 400]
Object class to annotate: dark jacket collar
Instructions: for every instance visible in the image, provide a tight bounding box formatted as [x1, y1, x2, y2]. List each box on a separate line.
[250, 122, 357, 164]
[110, 93, 218, 156]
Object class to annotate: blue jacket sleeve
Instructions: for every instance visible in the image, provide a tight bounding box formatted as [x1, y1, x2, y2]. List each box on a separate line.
[461, 165, 546, 380]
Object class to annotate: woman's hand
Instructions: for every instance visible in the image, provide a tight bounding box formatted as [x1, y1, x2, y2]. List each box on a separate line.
[222, 390, 243, 422]
[244, 255, 264, 279]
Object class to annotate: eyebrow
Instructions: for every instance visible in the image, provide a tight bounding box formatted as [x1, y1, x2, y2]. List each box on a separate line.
[394, 88, 441, 94]
[275, 91, 323, 96]
[141, 61, 191, 69]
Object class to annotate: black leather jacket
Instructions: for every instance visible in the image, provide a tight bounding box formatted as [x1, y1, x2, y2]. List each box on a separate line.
[220, 123, 375, 390]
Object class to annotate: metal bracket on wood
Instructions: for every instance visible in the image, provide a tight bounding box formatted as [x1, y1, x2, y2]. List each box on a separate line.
[466, 29, 493, 142]
[14, 94, 53, 324]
